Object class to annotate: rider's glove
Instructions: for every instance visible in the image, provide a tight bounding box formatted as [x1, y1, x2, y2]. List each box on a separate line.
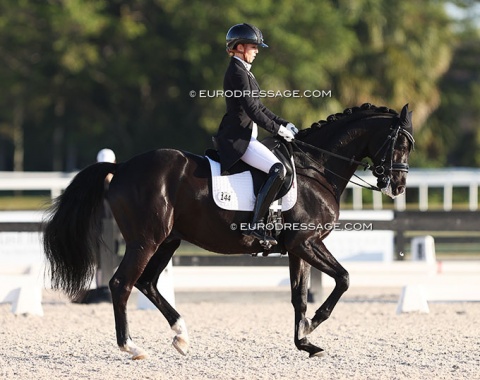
[278, 125, 296, 142]
[286, 122, 299, 135]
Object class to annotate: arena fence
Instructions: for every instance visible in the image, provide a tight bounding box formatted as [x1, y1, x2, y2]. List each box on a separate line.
[1, 168, 479, 211]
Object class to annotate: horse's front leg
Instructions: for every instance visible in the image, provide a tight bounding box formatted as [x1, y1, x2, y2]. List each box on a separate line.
[289, 236, 349, 355]
[288, 254, 325, 357]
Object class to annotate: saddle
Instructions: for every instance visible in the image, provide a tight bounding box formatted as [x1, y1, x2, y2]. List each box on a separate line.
[206, 137, 295, 199]
[206, 137, 297, 255]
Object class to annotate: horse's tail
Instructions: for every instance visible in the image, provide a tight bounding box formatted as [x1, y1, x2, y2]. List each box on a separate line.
[43, 162, 117, 300]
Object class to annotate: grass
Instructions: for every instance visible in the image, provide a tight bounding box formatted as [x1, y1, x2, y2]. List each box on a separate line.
[0, 195, 52, 210]
[1, 194, 478, 212]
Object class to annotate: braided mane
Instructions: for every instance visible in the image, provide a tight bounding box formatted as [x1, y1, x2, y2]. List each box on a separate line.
[298, 103, 398, 137]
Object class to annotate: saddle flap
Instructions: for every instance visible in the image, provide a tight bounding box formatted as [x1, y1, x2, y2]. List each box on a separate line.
[262, 137, 294, 177]
[261, 137, 294, 198]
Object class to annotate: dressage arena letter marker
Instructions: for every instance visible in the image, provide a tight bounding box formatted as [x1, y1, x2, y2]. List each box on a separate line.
[396, 285, 429, 314]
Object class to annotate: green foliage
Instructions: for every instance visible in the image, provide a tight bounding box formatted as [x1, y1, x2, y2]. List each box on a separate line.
[0, 0, 478, 170]
[413, 20, 480, 167]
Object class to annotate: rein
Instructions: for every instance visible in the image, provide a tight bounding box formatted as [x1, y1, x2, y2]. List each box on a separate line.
[293, 140, 372, 170]
[291, 122, 414, 192]
[292, 140, 381, 191]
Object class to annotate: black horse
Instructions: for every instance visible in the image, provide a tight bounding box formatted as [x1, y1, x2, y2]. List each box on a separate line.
[43, 103, 414, 359]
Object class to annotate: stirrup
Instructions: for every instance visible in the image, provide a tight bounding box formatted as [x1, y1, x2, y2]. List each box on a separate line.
[243, 229, 278, 248]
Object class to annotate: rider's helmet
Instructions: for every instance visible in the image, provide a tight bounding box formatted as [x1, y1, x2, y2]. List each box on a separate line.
[226, 23, 268, 51]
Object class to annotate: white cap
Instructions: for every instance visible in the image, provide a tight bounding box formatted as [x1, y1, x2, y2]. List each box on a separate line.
[96, 148, 116, 163]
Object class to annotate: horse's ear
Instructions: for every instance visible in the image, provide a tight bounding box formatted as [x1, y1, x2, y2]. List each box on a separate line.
[400, 104, 412, 129]
[400, 104, 408, 119]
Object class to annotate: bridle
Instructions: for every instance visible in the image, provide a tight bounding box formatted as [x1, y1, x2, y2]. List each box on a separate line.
[292, 120, 415, 192]
[371, 123, 415, 190]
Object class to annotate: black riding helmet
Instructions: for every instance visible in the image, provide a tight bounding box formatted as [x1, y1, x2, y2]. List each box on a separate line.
[226, 23, 268, 50]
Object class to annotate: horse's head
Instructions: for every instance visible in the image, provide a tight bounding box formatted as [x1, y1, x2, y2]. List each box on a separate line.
[369, 104, 415, 198]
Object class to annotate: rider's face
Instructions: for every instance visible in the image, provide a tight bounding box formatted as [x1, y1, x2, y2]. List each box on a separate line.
[237, 44, 258, 64]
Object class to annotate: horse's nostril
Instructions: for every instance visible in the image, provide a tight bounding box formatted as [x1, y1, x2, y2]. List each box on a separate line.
[396, 185, 405, 195]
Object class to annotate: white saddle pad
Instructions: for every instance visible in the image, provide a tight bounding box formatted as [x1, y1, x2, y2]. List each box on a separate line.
[207, 157, 297, 211]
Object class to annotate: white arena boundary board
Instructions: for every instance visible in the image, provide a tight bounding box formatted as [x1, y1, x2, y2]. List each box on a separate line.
[0, 228, 45, 315]
[172, 261, 480, 302]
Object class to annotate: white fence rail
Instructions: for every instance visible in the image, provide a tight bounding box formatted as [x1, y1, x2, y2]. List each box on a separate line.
[0, 171, 75, 199]
[346, 168, 479, 211]
[1, 168, 479, 211]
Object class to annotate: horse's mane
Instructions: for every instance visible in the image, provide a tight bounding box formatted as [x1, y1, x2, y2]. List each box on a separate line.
[298, 103, 399, 138]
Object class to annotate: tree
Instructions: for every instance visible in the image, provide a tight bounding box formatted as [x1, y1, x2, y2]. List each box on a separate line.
[415, 4, 480, 167]
[0, 0, 475, 171]
[333, 0, 454, 126]
[0, 1, 56, 170]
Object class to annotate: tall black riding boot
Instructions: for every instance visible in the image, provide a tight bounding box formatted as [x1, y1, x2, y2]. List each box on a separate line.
[243, 163, 285, 246]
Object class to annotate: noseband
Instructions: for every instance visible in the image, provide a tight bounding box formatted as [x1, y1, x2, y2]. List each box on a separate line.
[372, 123, 415, 188]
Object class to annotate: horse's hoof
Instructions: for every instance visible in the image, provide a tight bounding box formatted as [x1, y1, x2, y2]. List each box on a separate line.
[132, 352, 148, 360]
[121, 338, 148, 360]
[172, 335, 189, 356]
[309, 348, 325, 358]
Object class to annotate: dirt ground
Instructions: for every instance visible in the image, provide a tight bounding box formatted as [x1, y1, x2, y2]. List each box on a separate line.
[0, 288, 479, 380]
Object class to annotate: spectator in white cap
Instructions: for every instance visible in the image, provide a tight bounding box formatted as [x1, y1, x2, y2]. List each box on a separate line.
[97, 148, 116, 164]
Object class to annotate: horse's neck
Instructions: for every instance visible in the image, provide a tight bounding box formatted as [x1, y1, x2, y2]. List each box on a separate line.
[298, 118, 384, 197]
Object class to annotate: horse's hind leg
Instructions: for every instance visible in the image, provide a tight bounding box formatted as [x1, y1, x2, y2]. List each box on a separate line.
[109, 241, 158, 360]
[135, 239, 190, 356]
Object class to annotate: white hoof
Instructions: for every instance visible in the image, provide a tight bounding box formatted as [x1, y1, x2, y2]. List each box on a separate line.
[172, 335, 189, 356]
[132, 351, 148, 360]
[298, 317, 313, 340]
[120, 338, 149, 360]
[171, 318, 190, 356]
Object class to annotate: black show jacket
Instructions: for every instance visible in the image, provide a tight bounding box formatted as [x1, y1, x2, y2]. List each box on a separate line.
[215, 57, 288, 174]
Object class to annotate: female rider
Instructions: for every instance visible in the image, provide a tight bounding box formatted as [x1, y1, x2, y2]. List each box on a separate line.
[214, 23, 298, 246]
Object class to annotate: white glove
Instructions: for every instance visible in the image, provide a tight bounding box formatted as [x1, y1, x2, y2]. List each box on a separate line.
[278, 125, 295, 142]
[286, 122, 299, 135]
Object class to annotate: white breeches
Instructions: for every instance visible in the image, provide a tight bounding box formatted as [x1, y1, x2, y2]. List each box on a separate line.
[240, 125, 284, 175]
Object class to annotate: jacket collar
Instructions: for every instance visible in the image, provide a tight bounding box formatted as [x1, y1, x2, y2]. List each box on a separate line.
[233, 56, 252, 71]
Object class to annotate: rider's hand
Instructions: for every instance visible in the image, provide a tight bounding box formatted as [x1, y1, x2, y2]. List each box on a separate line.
[278, 125, 295, 142]
[286, 122, 299, 135]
